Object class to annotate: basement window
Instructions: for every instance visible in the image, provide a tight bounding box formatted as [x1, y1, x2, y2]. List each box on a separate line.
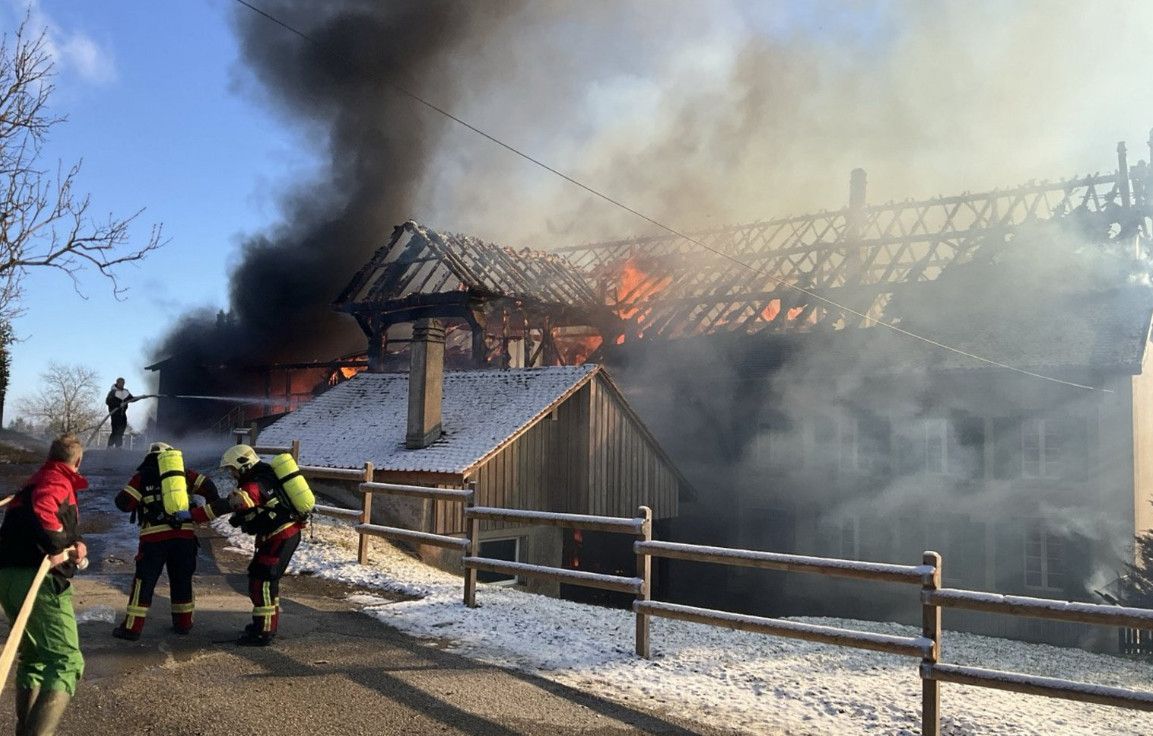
[478, 538, 521, 586]
[1024, 525, 1065, 591]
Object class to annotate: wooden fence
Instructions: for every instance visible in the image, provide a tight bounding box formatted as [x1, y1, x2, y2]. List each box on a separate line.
[247, 443, 1153, 736]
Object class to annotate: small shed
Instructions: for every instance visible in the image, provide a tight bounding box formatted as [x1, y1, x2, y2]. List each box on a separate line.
[258, 352, 687, 597]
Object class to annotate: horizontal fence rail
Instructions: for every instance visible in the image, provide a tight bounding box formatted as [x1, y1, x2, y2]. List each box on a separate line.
[927, 588, 1153, 629]
[312, 503, 361, 521]
[465, 506, 646, 534]
[464, 557, 643, 594]
[359, 523, 469, 550]
[925, 663, 1153, 712]
[361, 481, 473, 502]
[636, 540, 932, 584]
[299, 465, 367, 481]
[636, 600, 931, 658]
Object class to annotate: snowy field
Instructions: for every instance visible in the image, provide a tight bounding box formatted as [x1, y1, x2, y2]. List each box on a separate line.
[217, 516, 1153, 736]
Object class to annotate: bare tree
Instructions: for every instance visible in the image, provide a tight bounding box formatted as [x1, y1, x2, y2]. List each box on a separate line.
[16, 362, 103, 436]
[0, 19, 164, 320]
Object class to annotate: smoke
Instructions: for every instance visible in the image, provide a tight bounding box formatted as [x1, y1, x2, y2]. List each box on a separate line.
[154, 0, 1153, 366]
[153, 0, 526, 367]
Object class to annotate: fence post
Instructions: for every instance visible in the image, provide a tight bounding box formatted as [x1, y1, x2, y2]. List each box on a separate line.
[635, 506, 652, 659]
[920, 550, 942, 736]
[358, 462, 374, 565]
[290, 439, 301, 460]
[463, 479, 479, 608]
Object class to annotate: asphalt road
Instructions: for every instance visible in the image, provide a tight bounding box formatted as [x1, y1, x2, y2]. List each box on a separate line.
[0, 451, 737, 736]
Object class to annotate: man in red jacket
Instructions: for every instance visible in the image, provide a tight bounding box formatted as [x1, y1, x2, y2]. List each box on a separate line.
[111, 442, 219, 640]
[191, 445, 304, 646]
[0, 433, 88, 735]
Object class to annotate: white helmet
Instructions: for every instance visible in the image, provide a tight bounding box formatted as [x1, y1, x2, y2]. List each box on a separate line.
[220, 444, 259, 473]
[149, 441, 173, 454]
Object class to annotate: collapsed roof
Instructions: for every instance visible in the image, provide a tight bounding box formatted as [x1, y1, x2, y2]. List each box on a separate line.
[334, 147, 1153, 371]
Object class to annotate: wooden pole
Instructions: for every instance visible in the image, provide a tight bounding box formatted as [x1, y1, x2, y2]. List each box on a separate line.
[463, 480, 479, 608]
[634, 506, 652, 658]
[358, 462, 374, 565]
[290, 439, 301, 461]
[921, 551, 942, 736]
[0, 556, 52, 696]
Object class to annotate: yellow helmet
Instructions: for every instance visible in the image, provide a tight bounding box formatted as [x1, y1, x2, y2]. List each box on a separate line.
[220, 444, 259, 473]
[149, 441, 173, 454]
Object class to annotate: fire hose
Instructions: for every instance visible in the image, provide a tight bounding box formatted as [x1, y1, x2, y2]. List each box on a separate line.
[82, 394, 161, 447]
[0, 548, 86, 697]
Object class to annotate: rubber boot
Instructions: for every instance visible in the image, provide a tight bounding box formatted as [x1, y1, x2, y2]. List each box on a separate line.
[23, 689, 71, 736]
[15, 686, 39, 735]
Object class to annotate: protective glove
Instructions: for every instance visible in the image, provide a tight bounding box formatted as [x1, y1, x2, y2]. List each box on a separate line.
[171, 510, 193, 523]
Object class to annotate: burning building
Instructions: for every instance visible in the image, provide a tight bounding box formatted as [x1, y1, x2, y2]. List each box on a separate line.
[257, 320, 686, 601]
[328, 135, 1153, 648]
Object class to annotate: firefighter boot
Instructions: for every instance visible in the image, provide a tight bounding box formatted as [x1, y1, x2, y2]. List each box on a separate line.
[23, 689, 71, 736]
[111, 623, 140, 641]
[15, 685, 39, 735]
[235, 623, 274, 647]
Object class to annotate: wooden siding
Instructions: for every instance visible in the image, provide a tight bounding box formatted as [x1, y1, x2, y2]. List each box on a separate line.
[468, 383, 590, 534]
[587, 377, 679, 519]
[465, 375, 680, 535]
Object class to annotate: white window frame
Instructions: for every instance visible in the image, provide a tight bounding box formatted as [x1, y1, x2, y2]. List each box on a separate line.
[1024, 525, 1065, 591]
[478, 537, 522, 587]
[1021, 419, 1065, 479]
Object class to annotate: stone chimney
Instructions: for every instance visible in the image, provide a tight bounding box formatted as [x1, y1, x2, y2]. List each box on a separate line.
[406, 319, 445, 449]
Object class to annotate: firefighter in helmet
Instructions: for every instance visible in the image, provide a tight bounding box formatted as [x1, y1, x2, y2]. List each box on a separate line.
[189, 444, 306, 646]
[112, 442, 219, 640]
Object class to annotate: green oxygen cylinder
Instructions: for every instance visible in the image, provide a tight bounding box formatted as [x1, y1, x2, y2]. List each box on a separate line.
[157, 449, 190, 515]
[270, 453, 314, 516]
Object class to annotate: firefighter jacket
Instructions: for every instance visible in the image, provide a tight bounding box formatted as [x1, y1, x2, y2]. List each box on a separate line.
[115, 458, 219, 542]
[0, 460, 87, 588]
[191, 462, 303, 543]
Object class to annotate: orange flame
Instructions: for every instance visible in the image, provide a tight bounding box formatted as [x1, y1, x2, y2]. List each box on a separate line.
[616, 258, 672, 321]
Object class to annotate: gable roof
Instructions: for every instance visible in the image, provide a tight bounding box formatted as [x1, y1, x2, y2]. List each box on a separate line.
[335, 220, 602, 314]
[257, 364, 599, 474]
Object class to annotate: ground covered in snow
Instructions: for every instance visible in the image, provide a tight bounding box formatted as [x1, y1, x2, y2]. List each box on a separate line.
[216, 516, 1153, 736]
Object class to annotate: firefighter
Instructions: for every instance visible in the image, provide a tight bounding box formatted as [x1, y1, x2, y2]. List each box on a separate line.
[112, 442, 219, 640]
[190, 444, 305, 646]
[104, 377, 136, 449]
[0, 433, 88, 736]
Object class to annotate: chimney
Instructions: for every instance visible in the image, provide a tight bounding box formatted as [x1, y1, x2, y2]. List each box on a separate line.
[406, 318, 445, 449]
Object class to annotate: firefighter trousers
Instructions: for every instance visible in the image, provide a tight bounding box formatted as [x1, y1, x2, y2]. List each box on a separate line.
[247, 531, 300, 636]
[121, 537, 199, 634]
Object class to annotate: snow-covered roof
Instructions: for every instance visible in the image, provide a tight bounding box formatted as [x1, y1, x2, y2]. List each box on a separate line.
[257, 365, 599, 474]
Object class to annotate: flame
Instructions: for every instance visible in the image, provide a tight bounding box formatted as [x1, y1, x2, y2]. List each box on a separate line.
[339, 366, 363, 379]
[616, 258, 672, 321]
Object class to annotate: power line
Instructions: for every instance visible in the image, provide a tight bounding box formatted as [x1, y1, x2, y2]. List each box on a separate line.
[231, 0, 1108, 393]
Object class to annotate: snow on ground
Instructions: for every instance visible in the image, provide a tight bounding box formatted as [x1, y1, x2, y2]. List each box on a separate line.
[214, 516, 1153, 736]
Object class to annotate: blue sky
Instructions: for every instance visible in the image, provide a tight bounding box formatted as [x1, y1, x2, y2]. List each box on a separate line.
[2, 0, 320, 425]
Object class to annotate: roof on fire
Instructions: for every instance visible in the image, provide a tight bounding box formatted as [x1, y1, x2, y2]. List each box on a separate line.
[256, 364, 604, 475]
[334, 220, 602, 312]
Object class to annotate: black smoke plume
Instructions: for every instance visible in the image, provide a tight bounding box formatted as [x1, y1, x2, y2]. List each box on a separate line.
[153, 0, 522, 371]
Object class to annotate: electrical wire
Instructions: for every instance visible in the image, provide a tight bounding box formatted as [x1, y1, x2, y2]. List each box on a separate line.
[231, 0, 1108, 392]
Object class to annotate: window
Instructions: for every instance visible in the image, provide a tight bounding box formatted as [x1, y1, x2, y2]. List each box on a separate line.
[810, 416, 837, 469]
[478, 538, 521, 585]
[925, 418, 948, 474]
[1021, 419, 1071, 479]
[1024, 526, 1065, 591]
[751, 425, 801, 468]
[821, 517, 859, 559]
